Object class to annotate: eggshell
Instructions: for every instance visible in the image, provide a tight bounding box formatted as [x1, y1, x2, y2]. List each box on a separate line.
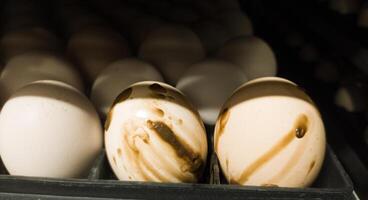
[217, 36, 277, 80]
[176, 59, 247, 124]
[214, 77, 326, 187]
[334, 85, 368, 112]
[216, 10, 253, 37]
[105, 81, 207, 183]
[0, 27, 62, 61]
[0, 52, 84, 105]
[91, 58, 164, 117]
[0, 80, 103, 178]
[139, 25, 205, 84]
[67, 27, 131, 82]
[192, 20, 231, 54]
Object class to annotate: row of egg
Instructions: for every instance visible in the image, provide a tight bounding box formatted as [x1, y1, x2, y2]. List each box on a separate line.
[0, 0, 325, 188]
[0, 77, 326, 187]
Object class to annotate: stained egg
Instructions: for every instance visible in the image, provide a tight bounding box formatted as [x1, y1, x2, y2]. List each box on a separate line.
[138, 25, 205, 84]
[214, 77, 326, 187]
[105, 81, 208, 183]
[66, 26, 131, 82]
[0, 80, 103, 178]
[217, 36, 277, 80]
[90, 58, 164, 117]
[0, 27, 62, 61]
[0, 52, 84, 105]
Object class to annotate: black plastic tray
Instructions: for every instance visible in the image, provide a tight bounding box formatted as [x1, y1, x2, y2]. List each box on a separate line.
[0, 141, 354, 200]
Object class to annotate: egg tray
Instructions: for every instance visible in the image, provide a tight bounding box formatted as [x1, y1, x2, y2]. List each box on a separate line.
[0, 125, 355, 200]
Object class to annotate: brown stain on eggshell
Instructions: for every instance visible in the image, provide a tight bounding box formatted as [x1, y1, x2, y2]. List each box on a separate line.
[295, 115, 308, 138]
[146, 120, 204, 176]
[307, 160, 316, 175]
[236, 114, 309, 184]
[117, 148, 122, 156]
[114, 87, 133, 105]
[267, 114, 310, 184]
[104, 110, 113, 131]
[149, 83, 167, 93]
[153, 107, 165, 117]
[214, 108, 230, 152]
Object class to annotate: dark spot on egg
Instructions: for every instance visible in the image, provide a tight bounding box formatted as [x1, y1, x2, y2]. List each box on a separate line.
[295, 115, 308, 138]
[149, 83, 167, 93]
[117, 148, 122, 156]
[154, 108, 164, 117]
[113, 87, 133, 105]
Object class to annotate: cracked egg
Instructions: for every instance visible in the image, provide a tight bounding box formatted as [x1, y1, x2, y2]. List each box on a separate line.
[105, 81, 208, 183]
[214, 77, 326, 187]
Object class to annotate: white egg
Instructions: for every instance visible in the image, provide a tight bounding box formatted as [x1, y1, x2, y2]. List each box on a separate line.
[105, 81, 207, 183]
[128, 15, 166, 49]
[139, 25, 205, 84]
[192, 20, 232, 54]
[176, 59, 247, 124]
[217, 36, 277, 80]
[0, 80, 103, 178]
[0, 52, 83, 105]
[216, 11, 253, 38]
[0, 27, 62, 61]
[91, 58, 164, 117]
[334, 85, 368, 112]
[67, 26, 131, 82]
[214, 77, 326, 187]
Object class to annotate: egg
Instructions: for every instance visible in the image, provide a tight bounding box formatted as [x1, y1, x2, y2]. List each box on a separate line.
[0, 52, 83, 105]
[176, 59, 247, 124]
[0, 80, 103, 178]
[334, 84, 368, 112]
[128, 15, 165, 49]
[192, 20, 231, 54]
[216, 11, 253, 38]
[67, 26, 131, 82]
[0, 27, 62, 61]
[214, 77, 326, 187]
[217, 36, 277, 80]
[139, 25, 205, 84]
[105, 81, 207, 183]
[91, 58, 164, 117]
